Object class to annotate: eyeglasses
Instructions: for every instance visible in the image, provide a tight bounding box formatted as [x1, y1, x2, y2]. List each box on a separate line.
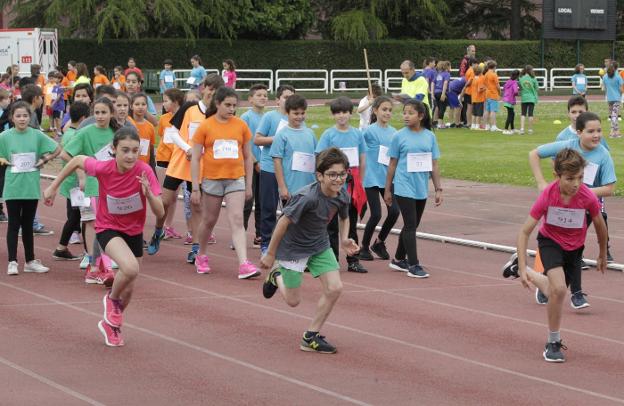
[324, 171, 348, 181]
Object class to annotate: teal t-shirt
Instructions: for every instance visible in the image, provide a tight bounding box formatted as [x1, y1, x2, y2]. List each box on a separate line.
[571, 73, 587, 94]
[63, 124, 115, 197]
[519, 74, 539, 104]
[363, 123, 396, 189]
[0, 127, 58, 200]
[270, 125, 317, 194]
[388, 127, 440, 200]
[241, 109, 264, 163]
[257, 110, 288, 173]
[315, 126, 367, 167]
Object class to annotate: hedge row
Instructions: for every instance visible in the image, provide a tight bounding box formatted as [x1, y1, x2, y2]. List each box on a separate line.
[59, 39, 624, 72]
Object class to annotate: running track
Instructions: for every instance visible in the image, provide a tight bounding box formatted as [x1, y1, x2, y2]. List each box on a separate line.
[1, 178, 623, 405]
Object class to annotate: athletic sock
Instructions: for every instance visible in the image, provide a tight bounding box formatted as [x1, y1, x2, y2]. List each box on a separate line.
[155, 227, 163, 237]
[304, 331, 318, 340]
[549, 331, 561, 343]
[192, 243, 199, 253]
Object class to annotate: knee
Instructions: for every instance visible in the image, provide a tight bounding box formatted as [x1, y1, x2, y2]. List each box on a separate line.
[120, 260, 140, 280]
[325, 281, 343, 300]
[549, 284, 567, 299]
[285, 296, 300, 307]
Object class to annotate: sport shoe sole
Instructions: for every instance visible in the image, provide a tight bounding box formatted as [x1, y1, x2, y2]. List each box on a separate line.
[389, 263, 408, 272]
[238, 270, 261, 279]
[543, 351, 565, 363]
[299, 345, 337, 354]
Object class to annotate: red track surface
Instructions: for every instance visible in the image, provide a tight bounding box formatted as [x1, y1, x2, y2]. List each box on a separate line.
[1, 178, 623, 405]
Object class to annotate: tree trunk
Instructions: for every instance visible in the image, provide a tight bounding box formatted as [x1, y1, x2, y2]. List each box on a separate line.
[510, 0, 522, 39]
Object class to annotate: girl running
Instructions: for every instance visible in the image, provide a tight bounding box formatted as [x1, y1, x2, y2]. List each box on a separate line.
[130, 92, 156, 167]
[0, 101, 61, 275]
[359, 96, 400, 261]
[45, 128, 164, 346]
[384, 100, 443, 278]
[190, 86, 259, 278]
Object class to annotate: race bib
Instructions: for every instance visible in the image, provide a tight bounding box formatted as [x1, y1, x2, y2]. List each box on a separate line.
[292, 151, 315, 173]
[583, 162, 599, 186]
[11, 152, 36, 173]
[576, 77, 586, 85]
[546, 207, 585, 229]
[278, 257, 310, 273]
[377, 145, 390, 166]
[340, 147, 359, 167]
[163, 127, 177, 144]
[186, 77, 196, 85]
[164, 75, 174, 84]
[140, 139, 150, 156]
[69, 187, 90, 207]
[106, 192, 143, 215]
[113, 82, 121, 90]
[276, 119, 288, 135]
[188, 122, 200, 140]
[95, 143, 114, 161]
[407, 152, 432, 173]
[213, 139, 239, 159]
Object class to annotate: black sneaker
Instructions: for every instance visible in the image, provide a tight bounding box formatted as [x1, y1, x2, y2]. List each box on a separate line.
[52, 249, 81, 261]
[358, 248, 374, 261]
[502, 253, 519, 278]
[407, 264, 429, 278]
[0, 213, 7, 223]
[370, 240, 390, 260]
[543, 341, 567, 362]
[347, 261, 368, 273]
[570, 291, 590, 309]
[607, 249, 614, 263]
[389, 259, 409, 272]
[300, 332, 337, 354]
[262, 267, 280, 299]
[581, 260, 590, 270]
[535, 288, 548, 305]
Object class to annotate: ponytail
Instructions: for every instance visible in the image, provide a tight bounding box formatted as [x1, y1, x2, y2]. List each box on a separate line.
[403, 100, 432, 130]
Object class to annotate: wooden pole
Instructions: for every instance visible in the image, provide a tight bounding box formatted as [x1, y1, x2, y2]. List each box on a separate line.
[363, 48, 372, 96]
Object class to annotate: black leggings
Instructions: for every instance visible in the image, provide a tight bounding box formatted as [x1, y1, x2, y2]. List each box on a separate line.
[504, 106, 515, 130]
[0, 165, 5, 214]
[395, 196, 427, 266]
[328, 202, 359, 263]
[6, 199, 38, 262]
[59, 198, 82, 247]
[243, 169, 261, 237]
[362, 187, 399, 249]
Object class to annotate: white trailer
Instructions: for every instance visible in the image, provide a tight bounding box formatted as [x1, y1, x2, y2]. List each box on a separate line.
[0, 28, 58, 75]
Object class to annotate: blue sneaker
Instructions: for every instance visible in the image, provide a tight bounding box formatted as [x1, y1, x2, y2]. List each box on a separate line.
[187, 248, 198, 264]
[261, 245, 268, 257]
[147, 229, 164, 255]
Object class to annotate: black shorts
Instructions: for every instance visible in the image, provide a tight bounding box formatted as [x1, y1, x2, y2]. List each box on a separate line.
[156, 160, 169, 169]
[97, 229, 144, 258]
[52, 110, 61, 119]
[521, 102, 535, 117]
[537, 233, 583, 284]
[463, 94, 472, 105]
[162, 175, 193, 193]
[472, 102, 484, 117]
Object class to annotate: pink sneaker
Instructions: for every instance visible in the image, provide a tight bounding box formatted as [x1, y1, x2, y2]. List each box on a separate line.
[84, 266, 107, 285]
[195, 254, 211, 274]
[98, 320, 124, 347]
[163, 226, 182, 240]
[238, 260, 261, 279]
[207, 234, 217, 244]
[103, 293, 123, 328]
[184, 232, 193, 245]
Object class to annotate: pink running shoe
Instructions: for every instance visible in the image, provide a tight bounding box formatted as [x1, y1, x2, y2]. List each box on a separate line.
[184, 232, 193, 245]
[238, 260, 261, 279]
[85, 266, 108, 285]
[103, 293, 123, 328]
[207, 234, 217, 244]
[98, 320, 124, 347]
[195, 254, 211, 274]
[163, 226, 182, 240]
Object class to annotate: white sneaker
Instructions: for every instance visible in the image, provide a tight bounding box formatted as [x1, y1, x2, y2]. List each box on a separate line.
[24, 259, 49, 273]
[69, 231, 81, 245]
[7, 261, 18, 275]
[528, 129, 534, 135]
[519, 129, 525, 135]
[502, 130, 513, 135]
[485, 125, 491, 131]
[490, 126, 501, 132]
[80, 255, 90, 269]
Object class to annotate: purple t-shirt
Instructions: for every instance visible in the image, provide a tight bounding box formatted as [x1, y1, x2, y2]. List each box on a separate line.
[423, 68, 436, 85]
[434, 71, 451, 94]
[448, 77, 466, 94]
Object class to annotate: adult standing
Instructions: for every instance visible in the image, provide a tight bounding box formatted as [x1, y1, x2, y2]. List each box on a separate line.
[393, 60, 430, 111]
[459, 44, 476, 125]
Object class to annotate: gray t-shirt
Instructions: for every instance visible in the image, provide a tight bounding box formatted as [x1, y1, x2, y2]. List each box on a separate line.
[276, 182, 350, 261]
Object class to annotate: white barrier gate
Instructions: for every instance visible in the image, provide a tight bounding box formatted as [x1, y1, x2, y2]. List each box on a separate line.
[224, 69, 273, 92]
[172, 69, 219, 91]
[550, 67, 603, 91]
[275, 69, 328, 93]
[329, 69, 383, 92]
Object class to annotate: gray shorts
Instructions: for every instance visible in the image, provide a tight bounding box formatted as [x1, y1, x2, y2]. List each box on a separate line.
[201, 177, 245, 197]
[79, 197, 97, 222]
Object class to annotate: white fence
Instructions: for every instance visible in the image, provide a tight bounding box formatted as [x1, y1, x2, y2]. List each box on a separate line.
[550, 67, 603, 91]
[275, 69, 329, 93]
[330, 69, 383, 92]
[173, 69, 220, 91]
[231, 69, 274, 92]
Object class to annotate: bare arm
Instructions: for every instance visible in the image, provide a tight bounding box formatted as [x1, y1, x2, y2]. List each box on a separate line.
[528, 149, 548, 191]
[43, 155, 88, 204]
[431, 159, 443, 206]
[145, 112, 158, 126]
[358, 153, 366, 187]
[384, 157, 398, 206]
[273, 157, 289, 201]
[592, 213, 608, 273]
[517, 215, 539, 289]
[190, 143, 202, 204]
[254, 132, 273, 147]
[591, 183, 615, 198]
[259, 215, 292, 269]
[243, 141, 253, 201]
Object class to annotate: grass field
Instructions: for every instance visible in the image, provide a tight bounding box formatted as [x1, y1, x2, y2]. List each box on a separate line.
[300, 100, 623, 194]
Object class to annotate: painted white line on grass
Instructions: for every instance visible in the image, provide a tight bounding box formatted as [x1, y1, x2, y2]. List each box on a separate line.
[0, 355, 106, 406]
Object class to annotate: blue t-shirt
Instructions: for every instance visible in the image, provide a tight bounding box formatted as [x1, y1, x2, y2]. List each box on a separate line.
[434, 71, 451, 94]
[270, 125, 317, 194]
[556, 125, 609, 150]
[537, 138, 616, 187]
[241, 109, 264, 163]
[388, 127, 440, 200]
[602, 74, 624, 102]
[159, 69, 176, 93]
[422, 68, 436, 85]
[146, 94, 157, 115]
[315, 126, 367, 168]
[257, 109, 288, 173]
[190, 66, 207, 87]
[363, 123, 396, 188]
[571, 74, 587, 94]
[449, 77, 466, 95]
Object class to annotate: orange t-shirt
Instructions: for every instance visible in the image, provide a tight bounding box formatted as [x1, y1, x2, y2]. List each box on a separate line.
[471, 75, 486, 103]
[134, 119, 156, 164]
[166, 104, 206, 181]
[156, 112, 174, 162]
[93, 74, 110, 88]
[43, 83, 55, 107]
[112, 75, 126, 92]
[484, 71, 500, 100]
[464, 68, 475, 96]
[192, 115, 251, 181]
[61, 75, 71, 100]
[36, 74, 45, 88]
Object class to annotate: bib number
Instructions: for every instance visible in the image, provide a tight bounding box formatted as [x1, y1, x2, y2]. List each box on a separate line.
[164, 75, 174, 84]
[407, 152, 432, 173]
[276, 119, 288, 135]
[95, 143, 114, 161]
[377, 145, 390, 166]
[139, 139, 150, 156]
[292, 151, 315, 173]
[188, 122, 200, 140]
[69, 187, 90, 207]
[340, 147, 359, 167]
[186, 77, 196, 85]
[546, 207, 585, 229]
[583, 162, 598, 186]
[106, 192, 143, 215]
[576, 77, 586, 85]
[113, 82, 121, 90]
[213, 139, 239, 159]
[10, 152, 36, 173]
[163, 127, 177, 144]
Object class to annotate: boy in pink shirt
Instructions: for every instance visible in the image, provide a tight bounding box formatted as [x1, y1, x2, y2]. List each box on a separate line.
[505, 148, 607, 363]
[45, 128, 164, 347]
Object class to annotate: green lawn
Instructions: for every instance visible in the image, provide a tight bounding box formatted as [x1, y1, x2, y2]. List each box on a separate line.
[299, 100, 623, 194]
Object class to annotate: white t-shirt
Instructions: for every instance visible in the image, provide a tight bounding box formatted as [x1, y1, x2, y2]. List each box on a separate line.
[358, 96, 372, 130]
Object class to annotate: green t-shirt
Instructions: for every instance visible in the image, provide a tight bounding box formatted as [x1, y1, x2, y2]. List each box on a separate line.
[0, 127, 58, 200]
[63, 124, 114, 197]
[60, 127, 79, 198]
[519, 74, 539, 104]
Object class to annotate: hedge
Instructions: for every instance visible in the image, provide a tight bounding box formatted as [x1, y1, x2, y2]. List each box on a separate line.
[59, 38, 624, 73]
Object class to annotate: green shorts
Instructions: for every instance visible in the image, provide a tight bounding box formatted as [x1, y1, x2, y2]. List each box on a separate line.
[280, 248, 339, 289]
